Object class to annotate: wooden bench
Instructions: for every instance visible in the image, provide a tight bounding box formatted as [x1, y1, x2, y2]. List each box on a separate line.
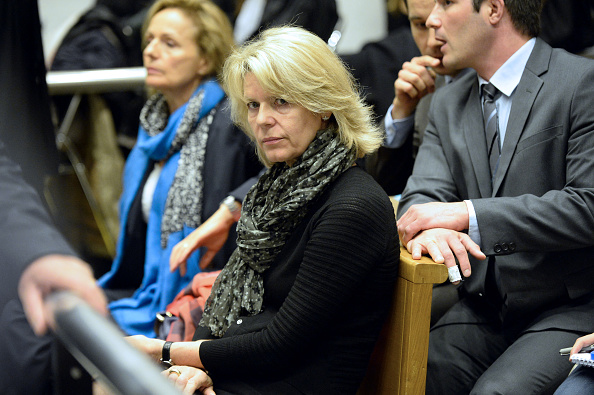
[358, 199, 447, 395]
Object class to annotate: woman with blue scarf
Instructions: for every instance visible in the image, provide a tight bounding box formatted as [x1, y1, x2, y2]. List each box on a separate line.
[96, 0, 262, 337]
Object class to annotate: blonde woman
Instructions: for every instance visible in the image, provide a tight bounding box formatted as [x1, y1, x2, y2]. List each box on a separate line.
[130, 26, 399, 394]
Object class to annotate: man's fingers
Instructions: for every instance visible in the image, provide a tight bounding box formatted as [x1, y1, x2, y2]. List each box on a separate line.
[459, 234, 486, 267]
[179, 262, 187, 277]
[20, 286, 47, 335]
[79, 285, 108, 316]
[426, 240, 445, 264]
[413, 55, 443, 68]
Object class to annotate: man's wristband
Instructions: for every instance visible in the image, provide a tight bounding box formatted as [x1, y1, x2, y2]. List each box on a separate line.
[160, 341, 173, 367]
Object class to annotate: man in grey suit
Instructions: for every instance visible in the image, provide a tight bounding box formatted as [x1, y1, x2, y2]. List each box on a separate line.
[396, 0, 594, 393]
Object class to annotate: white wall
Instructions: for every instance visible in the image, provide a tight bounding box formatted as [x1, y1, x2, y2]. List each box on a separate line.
[38, 0, 388, 63]
[334, 0, 388, 55]
[38, 0, 94, 65]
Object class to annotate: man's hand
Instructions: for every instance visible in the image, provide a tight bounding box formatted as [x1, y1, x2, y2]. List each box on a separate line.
[406, 228, 486, 282]
[391, 55, 441, 120]
[18, 255, 107, 335]
[170, 204, 238, 274]
[569, 333, 594, 360]
[397, 201, 470, 246]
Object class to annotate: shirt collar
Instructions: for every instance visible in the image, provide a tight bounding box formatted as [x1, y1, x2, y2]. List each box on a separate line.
[478, 38, 536, 97]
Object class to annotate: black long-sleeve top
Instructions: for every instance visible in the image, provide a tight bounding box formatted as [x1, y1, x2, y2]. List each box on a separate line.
[194, 166, 399, 394]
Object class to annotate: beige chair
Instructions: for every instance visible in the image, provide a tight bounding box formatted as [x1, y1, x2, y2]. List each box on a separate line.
[358, 199, 447, 395]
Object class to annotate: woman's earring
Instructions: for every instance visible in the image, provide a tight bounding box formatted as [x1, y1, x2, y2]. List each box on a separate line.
[322, 115, 330, 121]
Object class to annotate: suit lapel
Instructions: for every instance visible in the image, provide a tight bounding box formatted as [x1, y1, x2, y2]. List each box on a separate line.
[463, 81, 493, 197]
[492, 39, 550, 195]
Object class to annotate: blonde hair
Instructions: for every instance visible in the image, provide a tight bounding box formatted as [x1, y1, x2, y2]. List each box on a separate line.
[222, 26, 383, 166]
[142, 0, 235, 80]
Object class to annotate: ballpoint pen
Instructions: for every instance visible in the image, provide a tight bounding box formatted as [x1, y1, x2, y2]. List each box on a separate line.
[559, 343, 594, 356]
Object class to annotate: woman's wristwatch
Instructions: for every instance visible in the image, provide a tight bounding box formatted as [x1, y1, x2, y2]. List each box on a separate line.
[220, 195, 241, 221]
[160, 341, 173, 367]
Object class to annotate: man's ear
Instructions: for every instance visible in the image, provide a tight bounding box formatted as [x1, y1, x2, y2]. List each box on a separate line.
[486, 0, 505, 25]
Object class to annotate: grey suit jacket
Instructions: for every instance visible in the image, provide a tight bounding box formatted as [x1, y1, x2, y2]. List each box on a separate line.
[398, 38, 594, 333]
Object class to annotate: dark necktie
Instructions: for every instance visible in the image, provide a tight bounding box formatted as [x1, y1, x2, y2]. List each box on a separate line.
[482, 83, 502, 178]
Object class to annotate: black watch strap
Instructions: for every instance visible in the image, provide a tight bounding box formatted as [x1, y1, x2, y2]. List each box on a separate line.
[160, 341, 173, 367]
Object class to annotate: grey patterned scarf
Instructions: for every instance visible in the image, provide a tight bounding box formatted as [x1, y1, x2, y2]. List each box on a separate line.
[200, 128, 357, 337]
[139, 89, 217, 248]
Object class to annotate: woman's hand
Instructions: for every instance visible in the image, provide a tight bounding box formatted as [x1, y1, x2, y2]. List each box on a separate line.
[170, 205, 237, 274]
[163, 366, 215, 395]
[126, 335, 164, 361]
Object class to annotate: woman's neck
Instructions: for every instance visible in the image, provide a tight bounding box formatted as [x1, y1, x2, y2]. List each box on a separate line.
[162, 79, 202, 113]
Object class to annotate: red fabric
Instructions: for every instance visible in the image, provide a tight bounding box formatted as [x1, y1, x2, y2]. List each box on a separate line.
[165, 270, 220, 341]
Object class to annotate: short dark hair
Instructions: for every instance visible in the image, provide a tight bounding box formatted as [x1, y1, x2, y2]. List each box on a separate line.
[472, 0, 544, 37]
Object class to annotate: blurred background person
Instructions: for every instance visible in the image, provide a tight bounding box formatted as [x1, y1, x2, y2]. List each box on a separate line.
[539, 0, 594, 56]
[212, 0, 338, 44]
[49, 0, 153, 156]
[0, 0, 60, 198]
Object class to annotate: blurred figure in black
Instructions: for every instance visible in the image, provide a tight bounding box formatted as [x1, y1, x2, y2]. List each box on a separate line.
[213, 0, 338, 44]
[50, 0, 153, 155]
[540, 0, 594, 55]
[0, 0, 60, 197]
[341, 1, 419, 124]
[341, 0, 420, 195]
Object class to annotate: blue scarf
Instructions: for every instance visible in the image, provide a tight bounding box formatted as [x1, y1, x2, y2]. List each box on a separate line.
[98, 79, 225, 336]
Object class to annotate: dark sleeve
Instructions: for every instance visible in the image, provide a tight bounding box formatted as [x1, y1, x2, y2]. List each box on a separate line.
[51, 30, 125, 71]
[341, 24, 420, 121]
[199, 187, 396, 376]
[259, 0, 338, 42]
[364, 130, 414, 196]
[0, 139, 76, 306]
[228, 170, 264, 202]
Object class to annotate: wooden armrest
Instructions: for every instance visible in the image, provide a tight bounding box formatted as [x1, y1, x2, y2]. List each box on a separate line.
[358, 198, 448, 394]
[390, 196, 448, 284]
[399, 247, 448, 285]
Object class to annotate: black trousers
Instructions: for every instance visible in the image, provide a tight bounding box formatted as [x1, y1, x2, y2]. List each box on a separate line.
[0, 299, 57, 394]
[425, 297, 584, 395]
